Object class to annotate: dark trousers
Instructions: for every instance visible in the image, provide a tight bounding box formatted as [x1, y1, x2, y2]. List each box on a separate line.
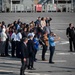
[42, 45, 47, 60]
[49, 46, 55, 62]
[1, 41, 6, 54]
[16, 41, 21, 58]
[28, 54, 34, 68]
[73, 42, 75, 51]
[20, 59, 27, 75]
[69, 38, 75, 51]
[5, 40, 9, 56]
[11, 41, 16, 57]
[34, 49, 37, 61]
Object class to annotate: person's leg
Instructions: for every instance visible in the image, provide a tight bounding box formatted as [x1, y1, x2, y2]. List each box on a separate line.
[16, 41, 18, 57]
[20, 59, 26, 75]
[16, 41, 21, 57]
[42, 45, 47, 60]
[73, 42, 75, 51]
[28, 57, 31, 69]
[31, 54, 34, 68]
[69, 38, 73, 51]
[11, 41, 15, 57]
[49, 46, 55, 63]
[1, 41, 6, 56]
[34, 49, 37, 61]
[5, 40, 9, 56]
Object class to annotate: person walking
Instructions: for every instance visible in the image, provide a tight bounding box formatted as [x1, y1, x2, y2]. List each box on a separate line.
[66, 23, 75, 52]
[72, 26, 75, 51]
[27, 35, 35, 70]
[20, 37, 29, 75]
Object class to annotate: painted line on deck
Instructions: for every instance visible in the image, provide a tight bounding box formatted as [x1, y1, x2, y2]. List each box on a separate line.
[54, 60, 67, 62]
[56, 53, 70, 55]
[25, 72, 40, 75]
[56, 41, 69, 45]
[0, 70, 13, 72]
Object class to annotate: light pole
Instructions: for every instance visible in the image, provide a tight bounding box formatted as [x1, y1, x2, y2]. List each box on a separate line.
[10, 0, 12, 12]
[71, 0, 74, 12]
[56, 0, 58, 12]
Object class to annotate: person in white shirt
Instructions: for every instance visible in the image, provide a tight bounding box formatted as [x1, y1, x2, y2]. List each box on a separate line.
[0, 28, 7, 56]
[16, 29, 22, 58]
[28, 32, 35, 38]
[11, 30, 17, 57]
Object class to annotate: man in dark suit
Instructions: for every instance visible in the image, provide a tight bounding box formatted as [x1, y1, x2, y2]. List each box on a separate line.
[20, 37, 29, 75]
[66, 23, 75, 52]
[27, 35, 35, 70]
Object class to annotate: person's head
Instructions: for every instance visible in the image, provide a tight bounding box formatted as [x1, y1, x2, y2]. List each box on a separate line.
[38, 17, 41, 20]
[69, 23, 74, 28]
[49, 17, 52, 21]
[13, 29, 17, 34]
[18, 28, 22, 33]
[2, 21, 5, 25]
[23, 27, 27, 32]
[41, 17, 44, 21]
[50, 32, 56, 37]
[23, 37, 28, 44]
[43, 31, 48, 35]
[28, 35, 33, 40]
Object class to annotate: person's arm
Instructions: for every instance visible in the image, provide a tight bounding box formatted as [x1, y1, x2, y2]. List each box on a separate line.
[53, 34, 60, 42]
[66, 28, 69, 38]
[54, 37, 60, 42]
[21, 44, 27, 61]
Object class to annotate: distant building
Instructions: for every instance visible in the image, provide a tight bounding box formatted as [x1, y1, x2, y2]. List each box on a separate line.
[0, 0, 75, 12]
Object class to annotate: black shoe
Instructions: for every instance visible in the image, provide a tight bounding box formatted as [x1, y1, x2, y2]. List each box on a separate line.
[49, 62, 55, 64]
[28, 68, 31, 70]
[1, 54, 6, 57]
[27, 67, 31, 70]
[12, 55, 16, 57]
[42, 59, 47, 61]
[34, 58, 37, 62]
[5, 55, 10, 57]
[68, 50, 73, 52]
[30, 67, 36, 70]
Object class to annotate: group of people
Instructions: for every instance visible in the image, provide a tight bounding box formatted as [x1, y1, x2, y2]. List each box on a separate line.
[2, 17, 75, 75]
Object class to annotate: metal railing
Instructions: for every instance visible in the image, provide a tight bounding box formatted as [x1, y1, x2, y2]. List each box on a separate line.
[0, 3, 75, 13]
